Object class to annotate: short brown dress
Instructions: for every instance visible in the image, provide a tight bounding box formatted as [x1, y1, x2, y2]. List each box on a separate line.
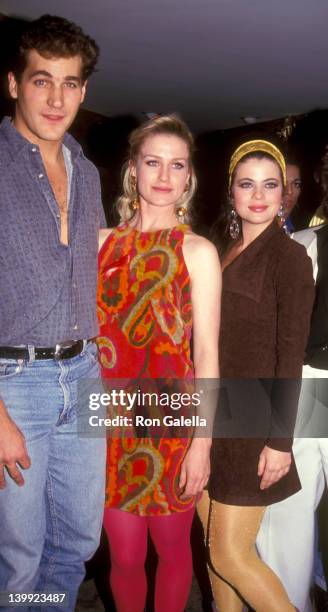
[208, 221, 315, 505]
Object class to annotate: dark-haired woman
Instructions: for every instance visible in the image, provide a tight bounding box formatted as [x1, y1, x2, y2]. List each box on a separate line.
[198, 139, 314, 612]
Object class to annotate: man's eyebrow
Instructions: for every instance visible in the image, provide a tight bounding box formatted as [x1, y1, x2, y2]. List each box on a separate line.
[29, 70, 81, 82]
[29, 70, 53, 78]
[64, 75, 82, 82]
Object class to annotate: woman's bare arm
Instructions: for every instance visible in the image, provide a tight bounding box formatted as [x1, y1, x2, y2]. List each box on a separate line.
[179, 233, 221, 498]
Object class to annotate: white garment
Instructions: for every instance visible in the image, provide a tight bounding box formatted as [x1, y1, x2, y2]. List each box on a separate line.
[257, 226, 328, 612]
[257, 391, 328, 610]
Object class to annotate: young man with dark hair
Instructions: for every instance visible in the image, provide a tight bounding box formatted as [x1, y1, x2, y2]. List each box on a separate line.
[0, 14, 106, 610]
[12, 13, 99, 83]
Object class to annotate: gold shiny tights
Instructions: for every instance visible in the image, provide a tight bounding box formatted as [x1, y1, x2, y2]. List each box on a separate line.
[197, 492, 295, 612]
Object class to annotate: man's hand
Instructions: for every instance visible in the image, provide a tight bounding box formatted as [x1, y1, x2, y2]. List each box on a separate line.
[258, 445, 291, 490]
[0, 403, 31, 488]
[179, 438, 211, 500]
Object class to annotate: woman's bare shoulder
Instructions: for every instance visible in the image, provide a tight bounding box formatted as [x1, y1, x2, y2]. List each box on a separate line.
[183, 230, 220, 276]
[183, 230, 218, 256]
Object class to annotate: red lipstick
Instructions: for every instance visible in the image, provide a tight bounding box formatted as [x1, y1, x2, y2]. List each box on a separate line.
[249, 205, 268, 212]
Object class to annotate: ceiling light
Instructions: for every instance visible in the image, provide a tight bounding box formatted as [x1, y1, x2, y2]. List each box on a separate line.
[241, 116, 258, 124]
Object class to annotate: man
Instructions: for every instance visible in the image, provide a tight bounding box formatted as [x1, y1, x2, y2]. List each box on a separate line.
[256, 157, 328, 612]
[309, 145, 328, 227]
[282, 152, 302, 233]
[0, 15, 106, 610]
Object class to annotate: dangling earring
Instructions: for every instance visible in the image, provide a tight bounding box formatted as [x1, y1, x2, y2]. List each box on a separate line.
[277, 202, 290, 235]
[129, 199, 139, 212]
[129, 175, 139, 213]
[229, 205, 240, 240]
[177, 179, 190, 221]
[176, 206, 187, 222]
[277, 202, 285, 222]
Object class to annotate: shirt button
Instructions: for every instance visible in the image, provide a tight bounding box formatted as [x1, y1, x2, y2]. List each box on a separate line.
[38, 173, 44, 179]
[56, 213, 60, 218]
[31, 147, 37, 152]
[73, 283, 77, 289]
[73, 324, 78, 330]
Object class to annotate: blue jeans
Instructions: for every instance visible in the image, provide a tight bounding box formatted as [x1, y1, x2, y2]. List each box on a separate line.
[0, 342, 106, 611]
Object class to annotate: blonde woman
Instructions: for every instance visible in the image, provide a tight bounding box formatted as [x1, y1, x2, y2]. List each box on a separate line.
[98, 115, 221, 612]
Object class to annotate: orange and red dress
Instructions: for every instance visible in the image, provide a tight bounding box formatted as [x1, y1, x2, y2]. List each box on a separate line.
[97, 223, 195, 516]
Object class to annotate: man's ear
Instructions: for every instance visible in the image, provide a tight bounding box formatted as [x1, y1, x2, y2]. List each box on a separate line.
[8, 72, 18, 100]
[80, 80, 87, 104]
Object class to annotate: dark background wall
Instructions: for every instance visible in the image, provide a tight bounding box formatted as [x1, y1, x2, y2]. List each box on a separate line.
[71, 109, 328, 232]
[2, 14, 328, 232]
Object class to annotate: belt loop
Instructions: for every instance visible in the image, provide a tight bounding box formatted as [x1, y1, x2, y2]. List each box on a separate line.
[27, 345, 36, 363]
[82, 339, 87, 354]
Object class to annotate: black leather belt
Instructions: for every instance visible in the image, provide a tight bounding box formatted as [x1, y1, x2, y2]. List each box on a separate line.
[0, 340, 92, 361]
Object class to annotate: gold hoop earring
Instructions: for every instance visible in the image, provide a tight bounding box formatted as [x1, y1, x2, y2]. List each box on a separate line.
[129, 175, 139, 213]
[176, 206, 187, 222]
[130, 175, 137, 190]
[129, 199, 139, 212]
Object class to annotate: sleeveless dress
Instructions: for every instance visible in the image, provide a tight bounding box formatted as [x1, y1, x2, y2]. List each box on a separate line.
[97, 223, 195, 516]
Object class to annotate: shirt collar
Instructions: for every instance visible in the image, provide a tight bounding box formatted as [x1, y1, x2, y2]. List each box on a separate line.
[0, 116, 83, 162]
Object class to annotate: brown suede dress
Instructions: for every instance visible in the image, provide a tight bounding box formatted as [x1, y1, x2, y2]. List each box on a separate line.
[208, 222, 315, 505]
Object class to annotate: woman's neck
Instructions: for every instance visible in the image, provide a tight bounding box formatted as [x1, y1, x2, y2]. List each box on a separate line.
[222, 219, 274, 269]
[240, 219, 273, 249]
[130, 204, 179, 232]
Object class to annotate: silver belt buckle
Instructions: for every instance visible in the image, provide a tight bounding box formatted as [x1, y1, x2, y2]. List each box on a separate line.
[54, 340, 77, 360]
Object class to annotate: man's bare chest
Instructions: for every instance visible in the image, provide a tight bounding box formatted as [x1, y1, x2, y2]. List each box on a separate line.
[45, 163, 69, 244]
[47, 167, 68, 213]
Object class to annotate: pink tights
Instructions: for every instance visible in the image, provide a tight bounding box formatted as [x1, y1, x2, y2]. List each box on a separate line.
[103, 507, 195, 612]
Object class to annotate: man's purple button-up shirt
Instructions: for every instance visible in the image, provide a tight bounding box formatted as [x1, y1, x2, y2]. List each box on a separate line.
[0, 117, 106, 346]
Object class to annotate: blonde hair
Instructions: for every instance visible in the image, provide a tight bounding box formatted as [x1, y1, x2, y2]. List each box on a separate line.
[116, 114, 197, 222]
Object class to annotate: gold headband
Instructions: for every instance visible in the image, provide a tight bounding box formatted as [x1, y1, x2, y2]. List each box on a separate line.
[228, 139, 286, 188]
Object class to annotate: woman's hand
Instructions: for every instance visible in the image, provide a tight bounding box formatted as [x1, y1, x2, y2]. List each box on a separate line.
[258, 445, 291, 490]
[179, 438, 211, 499]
